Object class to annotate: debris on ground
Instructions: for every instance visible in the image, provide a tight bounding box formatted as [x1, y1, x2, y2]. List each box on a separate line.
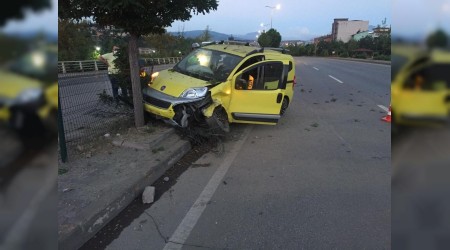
[142, 186, 155, 204]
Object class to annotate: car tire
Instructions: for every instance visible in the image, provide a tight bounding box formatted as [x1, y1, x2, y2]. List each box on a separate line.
[206, 107, 230, 135]
[280, 97, 289, 116]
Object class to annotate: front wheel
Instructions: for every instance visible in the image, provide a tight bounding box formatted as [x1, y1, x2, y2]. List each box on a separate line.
[206, 107, 230, 135]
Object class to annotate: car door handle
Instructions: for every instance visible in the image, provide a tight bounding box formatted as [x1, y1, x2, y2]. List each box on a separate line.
[276, 93, 282, 103]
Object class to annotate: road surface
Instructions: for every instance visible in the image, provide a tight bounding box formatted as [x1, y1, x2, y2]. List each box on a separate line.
[83, 57, 391, 249]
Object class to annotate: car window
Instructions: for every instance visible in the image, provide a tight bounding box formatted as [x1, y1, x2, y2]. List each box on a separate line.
[174, 48, 242, 83]
[235, 62, 283, 90]
[403, 63, 450, 91]
[235, 55, 265, 73]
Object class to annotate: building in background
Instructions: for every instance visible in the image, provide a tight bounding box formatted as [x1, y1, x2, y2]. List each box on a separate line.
[352, 26, 391, 41]
[313, 34, 332, 45]
[331, 18, 369, 42]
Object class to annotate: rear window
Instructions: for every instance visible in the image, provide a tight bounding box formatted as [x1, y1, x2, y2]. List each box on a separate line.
[404, 63, 450, 90]
[391, 55, 408, 81]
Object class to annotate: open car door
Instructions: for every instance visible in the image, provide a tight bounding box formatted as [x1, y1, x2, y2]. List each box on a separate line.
[228, 60, 287, 124]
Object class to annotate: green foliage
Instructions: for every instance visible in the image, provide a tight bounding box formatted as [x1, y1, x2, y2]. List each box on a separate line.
[258, 28, 282, 47]
[426, 29, 448, 49]
[58, 19, 96, 60]
[0, 34, 28, 63]
[373, 54, 390, 61]
[284, 33, 391, 59]
[0, 0, 51, 26]
[258, 32, 271, 47]
[59, 0, 218, 37]
[200, 25, 212, 41]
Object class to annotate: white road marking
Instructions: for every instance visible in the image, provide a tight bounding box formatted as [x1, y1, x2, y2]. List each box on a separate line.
[163, 126, 253, 250]
[313, 67, 319, 71]
[328, 75, 343, 83]
[377, 105, 389, 112]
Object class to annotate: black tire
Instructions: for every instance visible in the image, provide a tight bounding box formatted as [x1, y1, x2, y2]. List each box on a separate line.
[206, 107, 230, 135]
[280, 97, 289, 116]
[10, 110, 44, 135]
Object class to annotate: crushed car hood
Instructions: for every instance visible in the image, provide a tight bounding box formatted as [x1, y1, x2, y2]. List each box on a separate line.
[150, 69, 209, 97]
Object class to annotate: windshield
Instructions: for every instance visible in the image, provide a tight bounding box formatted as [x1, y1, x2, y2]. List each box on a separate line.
[391, 54, 408, 81]
[8, 49, 57, 84]
[174, 48, 242, 83]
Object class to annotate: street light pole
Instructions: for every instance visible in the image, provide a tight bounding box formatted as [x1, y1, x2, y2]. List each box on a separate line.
[265, 4, 281, 29]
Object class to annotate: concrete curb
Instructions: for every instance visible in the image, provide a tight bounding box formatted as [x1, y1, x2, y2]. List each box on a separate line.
[327, 57, 391, 65]
[58, 130, 191, 250]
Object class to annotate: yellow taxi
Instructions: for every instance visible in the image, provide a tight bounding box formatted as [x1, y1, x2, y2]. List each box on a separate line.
[142, 42, 296, 133]
[391, 45, 450, 131]
[0, 46, 58, 132]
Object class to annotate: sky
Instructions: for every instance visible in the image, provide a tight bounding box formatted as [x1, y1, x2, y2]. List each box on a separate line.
[168, 0, 391, 40]
[393, 0, 450, 39]
[1, 0, 448, 41]
[1, 0, 58, 34]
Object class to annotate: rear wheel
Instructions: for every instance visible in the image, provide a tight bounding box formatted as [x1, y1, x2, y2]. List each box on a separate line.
[280, 97, 289, 116]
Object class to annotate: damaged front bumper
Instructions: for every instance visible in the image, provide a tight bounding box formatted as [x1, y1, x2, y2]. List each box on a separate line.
[142, 87, 212, 127]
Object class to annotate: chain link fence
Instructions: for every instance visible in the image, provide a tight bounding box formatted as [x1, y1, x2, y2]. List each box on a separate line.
[58, 58, 180, 160]
[58, 60, 133, 159]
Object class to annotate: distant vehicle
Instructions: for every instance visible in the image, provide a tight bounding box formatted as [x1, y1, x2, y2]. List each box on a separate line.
[0, 46, 58, 133]
[142, 42, 296, 133]
[391, 44, 450, 132]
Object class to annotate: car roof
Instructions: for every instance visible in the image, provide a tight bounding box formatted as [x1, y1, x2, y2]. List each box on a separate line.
[202, 44, 258, 57]
[391, 44, 427, 59]
[201, 44, 290, 58]
[430, 49, 450, 63]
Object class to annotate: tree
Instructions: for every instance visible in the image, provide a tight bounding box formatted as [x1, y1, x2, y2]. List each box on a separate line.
[58, 19, 96, 61]
[60, 0, 219, 127]
[257, 32, 272, 47]
[258, 29, 281, 48]
[0, 0, 51, 26]
[426, 29, 448, 49]
[257, 28, 281, 47]
[200, 25, 212, 41]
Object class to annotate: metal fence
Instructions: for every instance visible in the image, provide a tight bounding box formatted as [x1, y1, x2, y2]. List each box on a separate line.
[140, 57, 182, 65]
[58, 59, 179, 160]
[58, 60, 133, 159]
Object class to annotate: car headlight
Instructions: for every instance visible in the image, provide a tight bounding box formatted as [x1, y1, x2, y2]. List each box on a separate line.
[15, 88, 43, 104]
[180, 87, 208, 99]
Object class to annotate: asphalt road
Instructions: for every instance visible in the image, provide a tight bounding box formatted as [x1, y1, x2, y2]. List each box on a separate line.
[0, 132, 57, 250]
[88, 57, 391, 249]
[392, 126, 450, 249]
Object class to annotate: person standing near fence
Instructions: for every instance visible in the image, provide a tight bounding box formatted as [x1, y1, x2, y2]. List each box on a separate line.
[99, 46, 120, 101]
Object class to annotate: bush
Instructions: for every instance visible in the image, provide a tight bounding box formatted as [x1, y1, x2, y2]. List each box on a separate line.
[340, 51, 349, 58]
[354, 54, 367, 59]
[373, 54, 390, 61]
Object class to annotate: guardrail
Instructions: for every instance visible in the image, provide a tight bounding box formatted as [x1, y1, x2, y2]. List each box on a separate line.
[141, 57, 182, 65]
[58, 57, 183, 74]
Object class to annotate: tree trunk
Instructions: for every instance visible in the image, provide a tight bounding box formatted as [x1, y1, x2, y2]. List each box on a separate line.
[128, 33, 145, 127]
